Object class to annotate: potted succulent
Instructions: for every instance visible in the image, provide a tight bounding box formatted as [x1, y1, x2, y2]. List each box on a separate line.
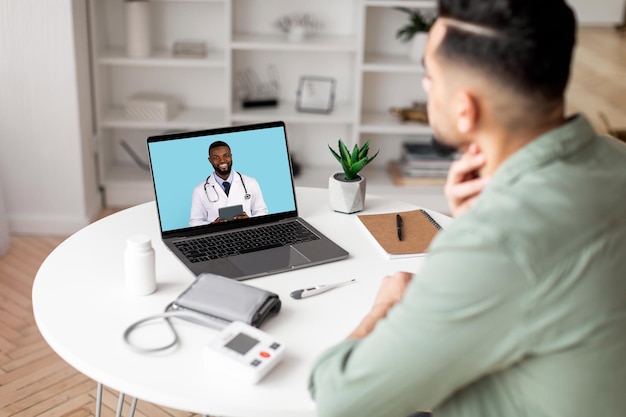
[395, 7, 436, 62]
[328, 139, 379, 214]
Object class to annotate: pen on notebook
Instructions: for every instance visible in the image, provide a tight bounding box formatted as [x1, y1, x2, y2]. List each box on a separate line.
[396, 213, 404, 241]
[290, 279, 357, 299]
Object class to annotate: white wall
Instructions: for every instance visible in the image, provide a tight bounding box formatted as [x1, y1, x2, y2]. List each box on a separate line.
[568, 0, 626, 25]
[0, 0, 100, 235]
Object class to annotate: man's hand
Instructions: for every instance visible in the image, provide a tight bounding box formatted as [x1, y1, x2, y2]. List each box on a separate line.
[372, 271, 413, 308]
[349, 271, 414, 339]
[445, 144, 490, 217]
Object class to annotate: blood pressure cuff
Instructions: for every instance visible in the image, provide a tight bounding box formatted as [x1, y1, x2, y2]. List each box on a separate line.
[165, 273, 281, 328]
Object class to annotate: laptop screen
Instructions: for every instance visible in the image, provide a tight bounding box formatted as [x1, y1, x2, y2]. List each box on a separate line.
[147, 121, 297, 234]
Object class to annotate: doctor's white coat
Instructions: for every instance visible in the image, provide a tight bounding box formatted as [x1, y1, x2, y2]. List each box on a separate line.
[189, 170, 268, 226]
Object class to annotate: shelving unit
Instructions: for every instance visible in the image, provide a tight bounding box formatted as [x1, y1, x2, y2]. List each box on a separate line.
[88, 0, 438, 207]
[358, 0, 436, 161]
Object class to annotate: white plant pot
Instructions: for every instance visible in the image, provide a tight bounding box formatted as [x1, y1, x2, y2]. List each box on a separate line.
[287, 26, 306, 42]
[408, 32, 429, 63]
[328, 173, 366, 214]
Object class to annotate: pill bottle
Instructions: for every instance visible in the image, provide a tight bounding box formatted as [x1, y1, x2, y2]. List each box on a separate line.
[125, 234, 156, 295]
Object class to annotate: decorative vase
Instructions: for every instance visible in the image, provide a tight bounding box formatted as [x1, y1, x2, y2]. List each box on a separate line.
[125, 0, 152, 58]
[408, 32, 429, 62]
[328, 173, 366, 214]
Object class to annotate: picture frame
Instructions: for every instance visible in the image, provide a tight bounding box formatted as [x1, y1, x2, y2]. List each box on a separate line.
[296, 76, 336, 114]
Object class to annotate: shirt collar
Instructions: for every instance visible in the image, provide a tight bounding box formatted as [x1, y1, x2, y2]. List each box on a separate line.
[213, 171, 234, 187]
[493, 114, 596, 186]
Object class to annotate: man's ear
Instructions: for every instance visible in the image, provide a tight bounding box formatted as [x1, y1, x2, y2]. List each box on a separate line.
[454, 90, 479, 134]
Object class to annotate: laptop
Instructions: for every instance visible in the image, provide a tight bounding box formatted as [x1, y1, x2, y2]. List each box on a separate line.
[147, 121, 349, 280]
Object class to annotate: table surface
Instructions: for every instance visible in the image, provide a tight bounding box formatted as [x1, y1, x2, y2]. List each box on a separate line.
[32, 187, 451, 417]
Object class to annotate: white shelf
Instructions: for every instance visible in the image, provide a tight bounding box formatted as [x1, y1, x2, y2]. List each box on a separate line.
[231, 33, 358, 53]
[102, 164, 154, 207]
[231, 102, 354, 124]
[150, 0, 226, 3]
[150, 0, 224, 2]
[100, 164, 448, 212]
[363, 53, 424, 73]
[99, 48, 226, 68]
[365, 0, 437, 8]
[101, 107, 226, 130]
[360, 112, 432, 135]
[104, 163, 151, 183]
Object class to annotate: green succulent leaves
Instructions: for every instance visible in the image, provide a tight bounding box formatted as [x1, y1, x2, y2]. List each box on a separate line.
[329, 139, 379, 181]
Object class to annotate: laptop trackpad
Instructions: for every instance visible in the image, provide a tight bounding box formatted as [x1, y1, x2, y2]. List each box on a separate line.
[231, 246, 310, 276]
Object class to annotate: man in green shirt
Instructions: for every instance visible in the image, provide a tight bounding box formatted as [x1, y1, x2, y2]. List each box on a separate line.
[308, 1, 626, 416]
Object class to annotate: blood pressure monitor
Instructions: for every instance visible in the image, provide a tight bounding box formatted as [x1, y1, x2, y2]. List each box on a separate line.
[204, 321, 286, 384]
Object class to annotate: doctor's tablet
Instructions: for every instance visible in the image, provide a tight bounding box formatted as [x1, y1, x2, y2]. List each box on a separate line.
[219, 204, 244, 220]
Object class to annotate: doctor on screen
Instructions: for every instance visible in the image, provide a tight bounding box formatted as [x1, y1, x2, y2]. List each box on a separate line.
[189, 140, 268, 226]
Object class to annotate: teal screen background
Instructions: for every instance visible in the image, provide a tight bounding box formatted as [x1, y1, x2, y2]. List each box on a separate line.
[148, 126, 296, 232]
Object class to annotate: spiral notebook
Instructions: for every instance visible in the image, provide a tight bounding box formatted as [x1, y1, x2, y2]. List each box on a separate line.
[357, 209, 442, 259]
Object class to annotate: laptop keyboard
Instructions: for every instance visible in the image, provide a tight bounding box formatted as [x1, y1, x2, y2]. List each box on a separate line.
[174, 221, 320, 263]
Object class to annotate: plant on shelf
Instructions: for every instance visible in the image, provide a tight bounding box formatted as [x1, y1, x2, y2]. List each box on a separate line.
[327, 139, 379, 214]
[274, 13, 322, 42]
[395, 7, 436, 62]
[394, 7, 436, 42]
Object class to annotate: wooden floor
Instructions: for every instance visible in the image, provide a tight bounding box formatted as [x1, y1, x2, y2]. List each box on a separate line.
[1, 27, 625, 417]
[0, 237, 202, 417]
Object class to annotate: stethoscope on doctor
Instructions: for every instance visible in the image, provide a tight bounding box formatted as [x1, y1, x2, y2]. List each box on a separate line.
[204, 172, 250, 203]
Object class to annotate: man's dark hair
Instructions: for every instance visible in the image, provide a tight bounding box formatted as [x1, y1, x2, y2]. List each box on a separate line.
[209, 140, 230, 153]
[437, 0, 577, 103]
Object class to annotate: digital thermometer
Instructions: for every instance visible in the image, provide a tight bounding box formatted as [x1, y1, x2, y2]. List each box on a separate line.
[203, 321, 286, 384]
[290, 278, 357, 299]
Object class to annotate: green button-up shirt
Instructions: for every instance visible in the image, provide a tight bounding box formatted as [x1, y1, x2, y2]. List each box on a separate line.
[309, 115, 626, 417]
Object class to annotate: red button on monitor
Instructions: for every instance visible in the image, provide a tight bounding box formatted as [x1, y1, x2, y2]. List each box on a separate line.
[260, 351, 270, 358]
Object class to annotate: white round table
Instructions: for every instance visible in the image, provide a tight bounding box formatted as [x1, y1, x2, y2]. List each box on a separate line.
[32, 187, 450, 417]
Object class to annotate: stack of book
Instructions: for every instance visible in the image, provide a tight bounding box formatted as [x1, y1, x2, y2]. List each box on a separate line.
[388, 142, 456, 186]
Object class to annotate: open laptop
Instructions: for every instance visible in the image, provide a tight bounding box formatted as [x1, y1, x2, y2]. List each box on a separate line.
[147, 121, 349, 280]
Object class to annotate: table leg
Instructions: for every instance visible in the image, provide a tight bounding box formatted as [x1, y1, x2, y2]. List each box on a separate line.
[95, 382, 103, 417]
[116, 392, 125, 417]
[94, 382, 138, 417]
[129, 397, 138, 417]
